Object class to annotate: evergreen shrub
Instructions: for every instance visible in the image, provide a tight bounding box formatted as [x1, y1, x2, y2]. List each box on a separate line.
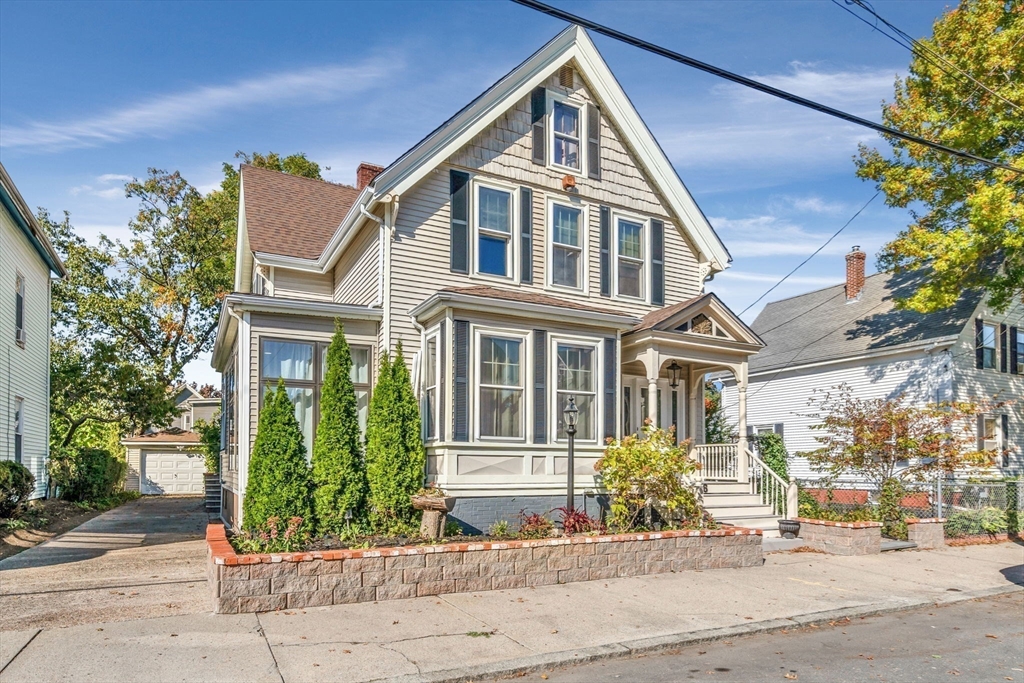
[0, 460, 35, 517]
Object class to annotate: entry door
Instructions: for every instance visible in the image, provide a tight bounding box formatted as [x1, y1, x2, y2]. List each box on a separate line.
[621, 377, 684, 441]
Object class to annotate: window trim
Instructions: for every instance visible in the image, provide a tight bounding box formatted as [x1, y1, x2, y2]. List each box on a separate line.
[545, 197, 589, 293]
[473, 326, 530, 443]
[549, 333, 602, 444]
[422, 330, 441, 442]
[13, 397, 24, 464]
[547, 91, 584, 173]
[1016, 329, 1024, 374]
[14, 271, 25, 347]
[981, 322, 997, 369]
[611, 211, 649, 302]
[225, 354, 238, 471]
[471, 179, 518, 282]
[981, 414, 1000, 452]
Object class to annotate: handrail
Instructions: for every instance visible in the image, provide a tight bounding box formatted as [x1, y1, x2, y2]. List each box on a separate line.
[746, 448, 794, 518]
[691, 444, 739, 481]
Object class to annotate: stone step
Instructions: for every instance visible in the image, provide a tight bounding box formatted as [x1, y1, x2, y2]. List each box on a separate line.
[704, 482, 750, 494]
[703, 504, 779, 518]
[703, 493, 766, 507]
[881, 539, 918, 552]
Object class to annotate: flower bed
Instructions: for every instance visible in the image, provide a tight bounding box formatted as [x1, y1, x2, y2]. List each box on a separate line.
[794, 517, 882, 556]
[207, 523, 762, 614]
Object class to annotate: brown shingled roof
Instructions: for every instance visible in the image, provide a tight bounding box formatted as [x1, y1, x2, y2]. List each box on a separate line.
[441, 285, 634, 318]
[242, 165, 360, 260]
[632, 295, 705, 332]
[122, 428, 201, 444]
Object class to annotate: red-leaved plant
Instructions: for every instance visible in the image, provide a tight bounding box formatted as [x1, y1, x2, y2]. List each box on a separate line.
[517, 509, 555, 539]
[554, 507, 604, 535]
[232, 516, 309, 554]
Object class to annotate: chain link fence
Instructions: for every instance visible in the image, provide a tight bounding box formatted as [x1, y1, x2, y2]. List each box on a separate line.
[797, 477, 1024, 539]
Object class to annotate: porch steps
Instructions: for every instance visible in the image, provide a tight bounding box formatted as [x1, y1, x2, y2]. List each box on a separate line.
[703, 484, 784, 538]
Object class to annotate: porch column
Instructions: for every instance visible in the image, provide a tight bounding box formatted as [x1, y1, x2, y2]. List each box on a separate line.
[736, 362, 749, 484]
[645, 349, 660, 428]
[688, 370, 704, 445]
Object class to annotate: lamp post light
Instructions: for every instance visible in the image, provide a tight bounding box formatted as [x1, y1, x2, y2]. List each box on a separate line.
[667, 361, 682, 389]
[563, 395, 579, 511]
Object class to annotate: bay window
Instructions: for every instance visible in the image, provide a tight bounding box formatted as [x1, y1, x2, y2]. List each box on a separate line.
[475, 185, 513, 278]
[556, 343, 596, 441]
[616, 217, 644, 299]
[552, 101, 581, 170]
[423, 337, 438, 440]
[479, 335, 523, 438]
[550, 203, 582, 289]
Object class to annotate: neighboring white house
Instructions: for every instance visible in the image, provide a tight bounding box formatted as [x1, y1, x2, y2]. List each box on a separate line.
[0, 163, 67, 499]
[723, 247, 1023, 481]
[211, 26, 783, 533]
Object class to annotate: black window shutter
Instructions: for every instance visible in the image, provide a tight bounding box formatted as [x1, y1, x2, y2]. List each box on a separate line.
[599, 206, 611, 297]
[603, 337, 617, 440]
[587, 104, 601, 180]
[520, 187, 533, 283]
[977, 414, 985, 452]
[975, 318, 984, 370]
[1000, 323, 1008, 373]
[1011, 326, 1019, 374]
[1001, 414, 1009, 467]
[746, 425, 755, 437]
[439, 324, 446, 442]
[450, 170, 470, 273]
[651, 219, 665, 306]
[531, 87, 546, 165]
[534, 330, 547, 444]
[453, 320, 469, 441]
[774, 423, 785, 440]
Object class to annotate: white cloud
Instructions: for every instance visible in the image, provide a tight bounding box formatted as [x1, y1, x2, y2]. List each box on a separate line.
[716, 270, 839, 286]
[709, 213, 881, 257]
[780, 195, 847, 214]
[1, 58, 400, 152]
[68, 173, 133, 199]
[97, 173, 133, 183]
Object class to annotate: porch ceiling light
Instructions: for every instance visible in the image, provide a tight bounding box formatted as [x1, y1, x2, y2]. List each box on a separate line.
[563, 395, 579, 428]
[668, 361, 682, 389]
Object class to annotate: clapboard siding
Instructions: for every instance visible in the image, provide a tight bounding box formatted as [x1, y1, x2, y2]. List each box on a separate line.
[333, 223, 379, 305]
[951, 298, 1024, 473]
[722, 350, 943, 481]
[273, 267, 333, 301]
[125, 446, 142, 492]
[0, 206, 53, 499]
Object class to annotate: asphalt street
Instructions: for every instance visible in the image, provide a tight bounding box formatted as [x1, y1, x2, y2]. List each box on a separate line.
[508, 592, 1024, 682]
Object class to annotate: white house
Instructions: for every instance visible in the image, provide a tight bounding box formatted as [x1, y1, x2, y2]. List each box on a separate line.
[723, 247, 1023, 481]
[0, 163, 66, 499]
[212, 26, 787, 533]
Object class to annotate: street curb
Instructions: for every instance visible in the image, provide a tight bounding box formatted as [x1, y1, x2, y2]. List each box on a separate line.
[391, 584, 1023, 683]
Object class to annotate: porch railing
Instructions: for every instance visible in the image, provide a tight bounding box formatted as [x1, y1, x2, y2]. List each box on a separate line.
[691, 444, 738, 480]
[747, 448, 794, 518]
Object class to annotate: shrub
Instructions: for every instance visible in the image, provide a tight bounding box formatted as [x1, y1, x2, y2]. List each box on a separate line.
[596, 424, 701, 530]
[489, 519, 511, 538]
[0, 460, 35, 517]
[312, 321, 367, 533]
[517, 510, 554, 539]
[878, 478, 908, 540]
[443, 520, 462, 537]
[755, 432, 788, 482]
[242, 380, 314, 531]
[555, 506, 604, 535]
[945, 507, 1008, 538]
[194, 418, 221, 474]
[55, 447, 126, 502]
[232, 516, 309, 554]
[365, 343, 425, 532]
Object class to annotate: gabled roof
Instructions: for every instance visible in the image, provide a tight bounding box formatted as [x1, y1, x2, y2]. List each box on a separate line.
[748, 269, 985, 374]
[241, 165, 360, 260]
[121, 428, 200, 445]
[442, 285, 629, 316]
[255, 25, 730, 275]
[0, 162, 66, 277]
[627, 292, 763, 347]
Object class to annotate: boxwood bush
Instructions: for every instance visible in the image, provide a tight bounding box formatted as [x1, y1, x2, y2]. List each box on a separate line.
[0, 460, 35, 517]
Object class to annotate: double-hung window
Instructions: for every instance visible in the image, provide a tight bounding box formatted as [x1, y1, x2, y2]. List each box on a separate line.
[552, 101, 581, 171]
[981, 323, 997, 369]
[556, 343, 596, 441]
[224, 358, 237, 471]
[1016, 329, 1024, 374]
[13, 397, 24, 464]
[15, 272, 25, 346]
[981, 415, 999, 452]
[479, 336, 523, 439]
[348, 347, 372, 436]
[263, 340, 316, 456]
[550, 203, 583, 289]
[476, 185, 513, 278]
[423, 337, 438, 441]
[616, 218, 644, 299]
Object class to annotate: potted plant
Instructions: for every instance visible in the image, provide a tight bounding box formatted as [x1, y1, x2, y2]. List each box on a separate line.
[411, 486, 456, 538]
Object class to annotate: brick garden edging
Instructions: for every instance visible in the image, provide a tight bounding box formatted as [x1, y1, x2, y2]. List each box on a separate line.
[206, 523, 762, 614]
[795, 517, 882, 556]
[905, 517, 945, 550]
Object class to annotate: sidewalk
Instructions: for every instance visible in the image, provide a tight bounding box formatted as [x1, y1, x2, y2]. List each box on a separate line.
[2, 542, 1021, 682]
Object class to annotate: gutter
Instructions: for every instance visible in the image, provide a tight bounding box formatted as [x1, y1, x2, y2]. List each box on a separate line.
[409, 291, 639, 329]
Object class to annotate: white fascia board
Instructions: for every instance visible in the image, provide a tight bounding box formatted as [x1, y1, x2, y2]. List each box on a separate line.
[234, 177, 250, 292]
[746, 335, 960, 380]
[410, 291, 639, 329]
[623, 329, 763, 356]
[224, 293, 383, 321]
[252, 251, 325, 273]
[211, 298, 238, 371]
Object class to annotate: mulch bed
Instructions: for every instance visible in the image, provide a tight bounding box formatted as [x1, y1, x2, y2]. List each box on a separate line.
[944, 533, 1014, 546]
[304, 533, 515, 551]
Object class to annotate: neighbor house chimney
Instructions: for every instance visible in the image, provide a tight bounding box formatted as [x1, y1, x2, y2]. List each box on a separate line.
[845, 246, 866, 301]
[356, 162, 384, 191]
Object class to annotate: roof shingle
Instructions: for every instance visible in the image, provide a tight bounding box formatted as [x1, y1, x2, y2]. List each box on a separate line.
[440, 285, 634, 318]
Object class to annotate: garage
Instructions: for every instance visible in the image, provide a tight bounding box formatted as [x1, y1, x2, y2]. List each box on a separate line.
[122, 430, 205, 495]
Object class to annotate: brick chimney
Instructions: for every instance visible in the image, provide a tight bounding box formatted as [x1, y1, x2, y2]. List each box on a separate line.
[845, 246, 866, 301]
[356, 162, 384, 191]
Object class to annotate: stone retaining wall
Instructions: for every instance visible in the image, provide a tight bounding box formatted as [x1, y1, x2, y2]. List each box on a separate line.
[207, 524, 762, 614]
[905, 517, 946, 550]
[795, 518, 881, 556]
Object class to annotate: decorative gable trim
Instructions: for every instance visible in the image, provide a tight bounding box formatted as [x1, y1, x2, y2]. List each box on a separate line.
[630, 292, 763, 347]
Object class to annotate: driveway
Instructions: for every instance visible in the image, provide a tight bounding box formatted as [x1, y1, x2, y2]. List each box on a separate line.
[0, 496, 210, 631]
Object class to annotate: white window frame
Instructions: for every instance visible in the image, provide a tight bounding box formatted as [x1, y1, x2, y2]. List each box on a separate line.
[545, 197, 588, 293]
[14, 397, 24, 464]
[981, 322, 997, 369]
[471, 179, 517, 282]
[550, 333, 602, 444]
[1016, 329, 1024, 374]
[547, 91, 584, 173]
[422, 329, 441, 442]
[473, 326, 530, 443]
[981, 414, 1000, 452]
[612, 211, 649, 302]
[14, 271, 25, 347]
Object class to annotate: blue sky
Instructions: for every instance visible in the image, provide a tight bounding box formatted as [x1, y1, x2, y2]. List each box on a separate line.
[0, 0, 952, 385]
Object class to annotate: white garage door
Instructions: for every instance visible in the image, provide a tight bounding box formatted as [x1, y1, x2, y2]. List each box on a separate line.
[141, 450, 205, 494]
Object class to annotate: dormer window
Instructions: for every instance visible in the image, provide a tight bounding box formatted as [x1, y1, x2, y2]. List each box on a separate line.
[552, 101, 581, 171]
[475, 184, 514, 278]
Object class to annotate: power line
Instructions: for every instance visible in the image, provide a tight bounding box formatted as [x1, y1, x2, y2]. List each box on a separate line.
[510, 0, 1023, 175]
[738, 192, 880, 317]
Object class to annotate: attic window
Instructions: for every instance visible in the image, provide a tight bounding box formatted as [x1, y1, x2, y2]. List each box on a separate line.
[559, 65, 574, 88]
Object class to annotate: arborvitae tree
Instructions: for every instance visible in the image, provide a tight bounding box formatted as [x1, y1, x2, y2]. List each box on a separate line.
[243, 379, 313, 531]
[365, 342, 426, 531]
[311, 321, 367, 533]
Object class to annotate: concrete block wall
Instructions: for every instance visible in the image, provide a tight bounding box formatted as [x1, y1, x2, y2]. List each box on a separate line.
[795, 518, 882, 556]
[450, 494, 609, 534]
[906, 518, 946, 550]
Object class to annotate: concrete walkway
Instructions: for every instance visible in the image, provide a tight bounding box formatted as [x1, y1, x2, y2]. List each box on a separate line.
[1, 541, 1020, 683]
[0, 496, 210, 631]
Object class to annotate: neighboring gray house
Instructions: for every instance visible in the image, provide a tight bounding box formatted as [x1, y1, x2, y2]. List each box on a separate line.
[167, 383, 221, 433]
[1, 163, 66, 499]
[211, 26, 787, 533]
[723, 247, 1023, 480]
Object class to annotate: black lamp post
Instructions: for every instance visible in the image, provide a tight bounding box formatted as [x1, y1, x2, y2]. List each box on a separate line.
[563, 395, 579, 511]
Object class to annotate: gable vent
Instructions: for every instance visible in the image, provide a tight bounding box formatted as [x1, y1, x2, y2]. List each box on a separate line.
[558, 65, 574, 88]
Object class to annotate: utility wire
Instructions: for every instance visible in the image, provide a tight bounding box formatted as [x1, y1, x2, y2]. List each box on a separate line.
[510, 0, 1023, 175]
[738, 192, 880, 317]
